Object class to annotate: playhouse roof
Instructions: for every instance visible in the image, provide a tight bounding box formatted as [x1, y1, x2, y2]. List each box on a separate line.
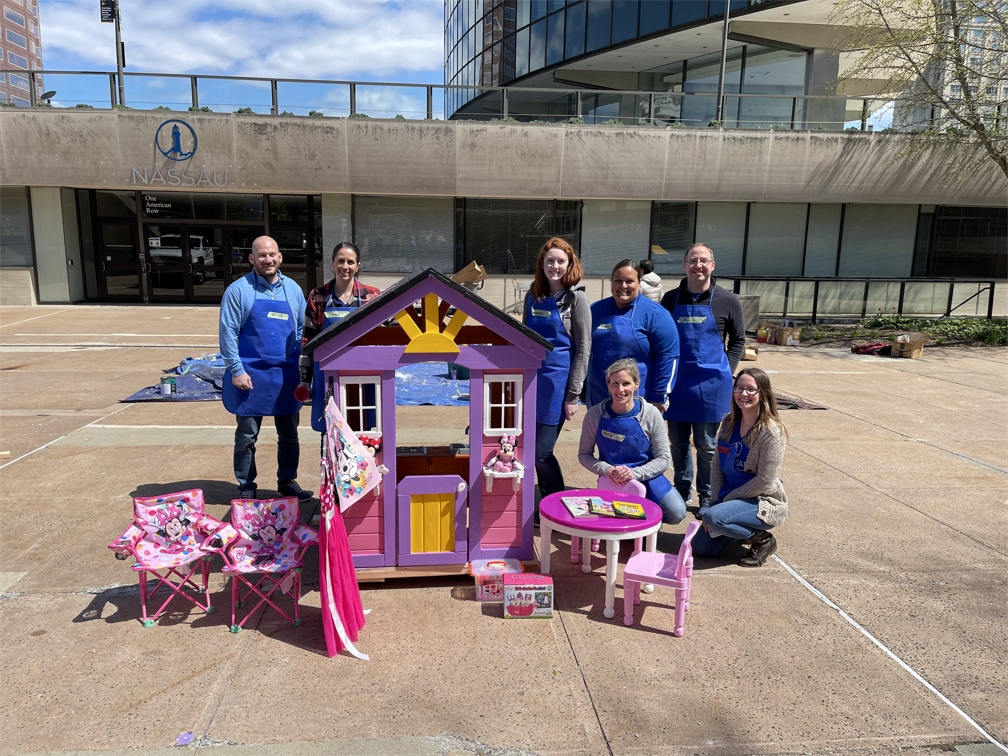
[302, 267, 553, 356]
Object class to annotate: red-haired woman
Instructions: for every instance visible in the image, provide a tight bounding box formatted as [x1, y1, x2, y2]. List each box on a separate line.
[522, 237, 591, 503]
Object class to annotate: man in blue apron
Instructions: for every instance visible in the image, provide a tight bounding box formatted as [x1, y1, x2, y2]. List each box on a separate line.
[219, 236, 311, 502]
[660, 243, 746, 517]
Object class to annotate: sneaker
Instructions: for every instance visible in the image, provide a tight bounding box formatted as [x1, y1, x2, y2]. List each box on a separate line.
[238, 486, 258, 500]
[278, 480, 313, 502]
[695, 497, 711, 521]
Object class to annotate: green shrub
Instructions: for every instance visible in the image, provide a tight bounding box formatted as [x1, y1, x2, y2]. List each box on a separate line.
[76, 103, 96, 109]
[858, 313, 1008, 346]
[349, 112, 369, 118]
[601, 118, 623, 126]
[234, 106, 255, 114]
[188, 105, 211, 112]
[490, 116, 518, 123]
[567, 116, 584, 124]
[394, 114, 406, 120]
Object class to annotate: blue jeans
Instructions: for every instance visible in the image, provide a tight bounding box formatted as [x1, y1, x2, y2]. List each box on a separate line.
[234, 413, 300, 490]
[655, 486, 687, 525]
[692, 497, 771, 557]
[534, 419, 566, 499]
[668, 420, 720, 503]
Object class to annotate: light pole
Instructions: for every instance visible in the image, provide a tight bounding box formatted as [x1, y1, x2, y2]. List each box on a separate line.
[114, 0, 125, 106]
[714, 0, 731, 124]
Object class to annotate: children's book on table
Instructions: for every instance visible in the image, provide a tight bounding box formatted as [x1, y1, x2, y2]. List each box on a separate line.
[612, 500, 647, 519]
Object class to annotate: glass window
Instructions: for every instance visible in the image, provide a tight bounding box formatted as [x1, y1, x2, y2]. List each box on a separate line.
[502, 33, 516, 81]
[639, 0, 670, 34]
[586, 0, 611, 52]
[516, 26, 530, 76]
[682, 47, 742, 125]
[565, 2, 586, 58]
[270, 195, 310, 222]
[10, 74, 29, 91]
[803, 204, 841, 276]
[6, 29, 27, 48]
[839, 205, 918, 277]
[745, 203, 807, 276]
[611, 0, 638, 43]
[580, 200, 651, 276]
[672, 0, 706, 25]
[518, 0, 531, 26]
[546, 9, 565, 65]
[463, 198, 578, 273]
[529, 18, 546, 70]
[7, 51, 29, 69]
[4, 7, 26, 26]
[226, 195, 264, 221]
[695, 202, 747, 275]
[354, 196, 454, 274]
[548, 0, 565, 10]
[650, 201, 695, 274]
[11, 96, 31, 107]
[340, 376, 381, 433]
[484, 375, 523, 435]
[929, 206, 1007, 278]
[532, 0, 547, 20]
[0, 186, 33, 267]
[96, 191, 138, 218]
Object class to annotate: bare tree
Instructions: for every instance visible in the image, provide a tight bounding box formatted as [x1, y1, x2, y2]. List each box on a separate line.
[832, 0, 1008, 180]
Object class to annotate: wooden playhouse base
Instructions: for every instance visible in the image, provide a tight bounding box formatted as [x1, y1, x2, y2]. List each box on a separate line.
[355, 560, 541, 583]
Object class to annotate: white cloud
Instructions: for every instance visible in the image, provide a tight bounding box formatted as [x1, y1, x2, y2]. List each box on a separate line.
[40, 0, 445, 81]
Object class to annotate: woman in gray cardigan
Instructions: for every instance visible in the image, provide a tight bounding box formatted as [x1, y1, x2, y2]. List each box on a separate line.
[693, 367, 788, 566]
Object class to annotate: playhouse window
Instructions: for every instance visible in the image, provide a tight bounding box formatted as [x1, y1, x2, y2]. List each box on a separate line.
[340, 376, 381, 434]
[484, 374, 522, 435]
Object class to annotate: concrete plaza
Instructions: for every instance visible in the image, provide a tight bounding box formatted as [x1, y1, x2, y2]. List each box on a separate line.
[0, 305, 1005, 756]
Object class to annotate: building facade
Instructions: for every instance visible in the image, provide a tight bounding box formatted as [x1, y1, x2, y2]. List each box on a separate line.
[0, 0, 42, 106]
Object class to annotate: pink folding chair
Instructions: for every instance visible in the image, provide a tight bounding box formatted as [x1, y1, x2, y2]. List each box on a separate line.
[622, 520, 701, 635]
[221, 497, 317, 633]
[109, 489, 233, 627]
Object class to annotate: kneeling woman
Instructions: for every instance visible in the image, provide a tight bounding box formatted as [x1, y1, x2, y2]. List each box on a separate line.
[693, 367, 788, 567]
[578, 359, 687, 524]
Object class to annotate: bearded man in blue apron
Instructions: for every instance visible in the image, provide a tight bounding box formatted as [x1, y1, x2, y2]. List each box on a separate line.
[219, 236, 312, 502]
[660, 243, 746, 519]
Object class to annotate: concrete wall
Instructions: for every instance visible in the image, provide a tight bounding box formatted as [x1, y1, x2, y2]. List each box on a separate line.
[1, 110, 1004, 207]
[0, 268, 37, 306]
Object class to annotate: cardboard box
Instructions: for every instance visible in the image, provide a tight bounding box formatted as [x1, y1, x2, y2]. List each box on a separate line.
[503, 573, 553, 618]
[741, 345, 759, 361]
[469, 558, 523, 602]
[778, 326, 801, 347]
[892, 332, 928, 359]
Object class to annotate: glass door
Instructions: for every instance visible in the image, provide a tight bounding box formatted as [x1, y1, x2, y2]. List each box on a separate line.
[187, 226, 228, 303]
[97, 223, 144, 302]
[145, 223, 189, 302]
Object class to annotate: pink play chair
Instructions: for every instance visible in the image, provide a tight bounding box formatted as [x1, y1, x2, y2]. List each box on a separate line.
[109, 489, 233, 627]
[569, 477, 649, 561]
[221, 497, 318, 633]
[622, 520, 701, 636]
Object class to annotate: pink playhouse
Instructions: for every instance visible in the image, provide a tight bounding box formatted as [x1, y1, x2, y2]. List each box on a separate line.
[303, 268, 552, 576]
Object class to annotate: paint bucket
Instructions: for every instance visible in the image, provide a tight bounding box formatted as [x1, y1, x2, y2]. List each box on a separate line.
[159, 375, 176, 395]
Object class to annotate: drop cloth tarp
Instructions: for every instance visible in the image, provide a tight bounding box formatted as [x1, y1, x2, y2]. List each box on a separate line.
[122, 355, 225, 402]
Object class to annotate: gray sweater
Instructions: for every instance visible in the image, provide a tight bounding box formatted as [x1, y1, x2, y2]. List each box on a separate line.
[710, 419, 789, 527]
[523, 283, 592, 404]
[578, 399, 671, 483]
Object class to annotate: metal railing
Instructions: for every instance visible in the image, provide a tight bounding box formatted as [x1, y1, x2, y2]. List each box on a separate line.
[718, 276, 1002, 322]
[0, 69, 902, 132]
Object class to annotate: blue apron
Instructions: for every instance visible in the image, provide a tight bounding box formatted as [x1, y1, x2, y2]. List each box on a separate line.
[717, 423, 756, 501]
[666, 287, 733, 423]
[595, 398, 674, 505]
[525, 293, 572, 426]
[223, 292, 301, 417]
[586, 296, 650, 408]
[310, 283, 363, 432]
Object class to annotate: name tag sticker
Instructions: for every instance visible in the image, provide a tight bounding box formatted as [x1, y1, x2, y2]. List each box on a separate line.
[601, 430, 625, 442]
[597, 323, 613, 330]
[531, 308, 551, 317]
[267, 311, 289, 320]
[678, 316, 707, 324]
[325, 310, 350, 319]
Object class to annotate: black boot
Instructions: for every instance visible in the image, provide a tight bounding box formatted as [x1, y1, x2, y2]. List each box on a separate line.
[739, 530, 777, 567]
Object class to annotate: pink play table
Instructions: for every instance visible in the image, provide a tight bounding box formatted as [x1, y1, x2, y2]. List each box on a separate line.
[539, 489, 662, 619]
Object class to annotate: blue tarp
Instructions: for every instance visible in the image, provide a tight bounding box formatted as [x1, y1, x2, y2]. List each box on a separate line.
[395, 363, 470, 406]
[122, 372, 222, 402]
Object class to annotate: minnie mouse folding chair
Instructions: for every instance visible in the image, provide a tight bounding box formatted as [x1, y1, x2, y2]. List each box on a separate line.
[221, 497, 318, 633]
[108, 489, 234, 627]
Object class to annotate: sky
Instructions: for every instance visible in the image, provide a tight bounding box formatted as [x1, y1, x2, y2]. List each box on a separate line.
[38, 0, 447, 115]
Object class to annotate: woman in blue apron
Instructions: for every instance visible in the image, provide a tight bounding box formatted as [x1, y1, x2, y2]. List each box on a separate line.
[586, 260, 679, 411]
[692, 368, 789, 567]
[522, 237, 591, 501]
[665, 284, 733, 516]
[578, 358, 686, 524]
[301, 242, 382, 432]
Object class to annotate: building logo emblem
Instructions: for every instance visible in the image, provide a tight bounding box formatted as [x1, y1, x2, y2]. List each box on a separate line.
[155, 119, 198, 162]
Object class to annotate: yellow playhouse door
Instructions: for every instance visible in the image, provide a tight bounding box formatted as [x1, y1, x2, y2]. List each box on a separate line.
[396, 474, 468, 566]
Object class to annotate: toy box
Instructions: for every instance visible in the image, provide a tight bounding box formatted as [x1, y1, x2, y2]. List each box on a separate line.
[503, 573, 553, 618]
[469, 558, 523, 602]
